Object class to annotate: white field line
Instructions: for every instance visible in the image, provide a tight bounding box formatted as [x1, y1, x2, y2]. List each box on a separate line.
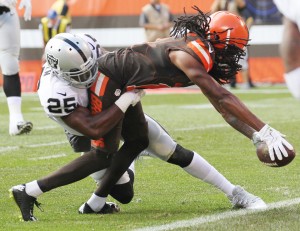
[179, 103, 274, 110]
[34, 125, 60, 130]
[0, 88, 290, 99]
[175, 124, 229, 131]
[145, 88, 290, 95]
[25, 141, 67, 148]
[174, 118, 300, 132]
[133, 198, 300, 231]
[0, 146, 19, 153]
[1, 118, 298, 154]
[29, 153, 67, 160]
[0, 141, 67, 154]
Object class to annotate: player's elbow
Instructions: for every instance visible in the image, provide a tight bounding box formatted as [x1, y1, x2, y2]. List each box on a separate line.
[87, 129, 105, 140]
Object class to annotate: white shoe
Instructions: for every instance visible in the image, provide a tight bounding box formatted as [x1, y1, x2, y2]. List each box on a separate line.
[9, 121, 33, 136]
[228, 186, 267, 210]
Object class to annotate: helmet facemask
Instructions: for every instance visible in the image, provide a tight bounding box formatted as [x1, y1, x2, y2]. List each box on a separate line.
[207, 11, 250, 84]
[209, 44, 245, 84]
[58, 55, 98, 89]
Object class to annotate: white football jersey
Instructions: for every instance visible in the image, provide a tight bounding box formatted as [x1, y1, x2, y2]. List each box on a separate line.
[38, 64, 88, 136]
[273, 0, 300, 30]
[38, 64, 177, 161]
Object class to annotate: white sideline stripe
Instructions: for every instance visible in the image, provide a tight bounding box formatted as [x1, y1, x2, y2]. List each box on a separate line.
[230, 89, 289, 94]
[0, 146, 19, 153]
[175, 124, 229, 131]
[0, 141, 68, 154]
[133, 198, 300, 231]
[26, 141, 68, 148]
[179, 103, 273, 110]
[29, 153, 67, 160]
[174, 118, 300, 132]
[35, 125, 60, 130]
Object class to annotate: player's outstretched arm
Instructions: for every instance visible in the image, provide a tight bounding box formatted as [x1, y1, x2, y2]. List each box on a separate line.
[171, 51, 294, 159]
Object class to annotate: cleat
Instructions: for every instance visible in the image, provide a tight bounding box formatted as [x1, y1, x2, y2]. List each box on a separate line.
[228, 185, 267, 210]
[78, 202, 120, 214]
[10, 184, 41, 221]
[10, 121, 33, 136]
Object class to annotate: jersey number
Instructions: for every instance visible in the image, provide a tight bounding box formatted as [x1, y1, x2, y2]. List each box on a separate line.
[47, 97, 76, 114]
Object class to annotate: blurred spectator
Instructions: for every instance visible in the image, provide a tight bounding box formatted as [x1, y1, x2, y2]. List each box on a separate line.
[50, 0, 71, 21]
[40, 1, 71, 62]
[40, 4, 71, 47]
[211, 0, 256, 89]
[139, 0, 174, 42]
[0, 0, 33, 135]
[273, 0, 300, 100]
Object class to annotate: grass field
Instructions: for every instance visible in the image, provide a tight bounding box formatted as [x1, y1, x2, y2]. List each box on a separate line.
[1, 86, 300, 231]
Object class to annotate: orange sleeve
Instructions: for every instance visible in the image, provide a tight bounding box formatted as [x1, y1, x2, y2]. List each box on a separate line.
[187, 39, 213, 72]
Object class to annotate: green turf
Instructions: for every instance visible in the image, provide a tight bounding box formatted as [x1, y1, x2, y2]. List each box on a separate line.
[0, 86, 300, 231]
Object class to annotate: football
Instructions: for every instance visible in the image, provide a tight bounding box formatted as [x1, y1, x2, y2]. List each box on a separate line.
[256, 141, 296, 167]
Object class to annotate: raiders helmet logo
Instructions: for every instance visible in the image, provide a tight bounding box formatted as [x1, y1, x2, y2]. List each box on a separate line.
[47, 54, 59, 69]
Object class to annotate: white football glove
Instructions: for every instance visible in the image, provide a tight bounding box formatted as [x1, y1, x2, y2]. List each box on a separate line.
[114, 89, 146, 113]
[252, 124, 293, 161]
[19, 0, 32, 21]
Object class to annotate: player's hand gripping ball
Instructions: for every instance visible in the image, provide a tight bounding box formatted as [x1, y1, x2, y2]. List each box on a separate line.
[256, 141, 296, 167]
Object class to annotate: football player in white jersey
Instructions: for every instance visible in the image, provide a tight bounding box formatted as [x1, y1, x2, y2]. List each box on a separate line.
[0, 0, 32, 135]
[273, 0, 300, 100]
[11, 33, 266, 221]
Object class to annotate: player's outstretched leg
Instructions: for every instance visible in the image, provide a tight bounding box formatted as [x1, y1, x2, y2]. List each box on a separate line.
[228, 185, 267, 209]
[9, 184, 41, 221]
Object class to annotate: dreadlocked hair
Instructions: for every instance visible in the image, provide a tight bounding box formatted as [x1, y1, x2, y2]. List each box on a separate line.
[170, 5, 248, 85]
[170, 5, 210, 40]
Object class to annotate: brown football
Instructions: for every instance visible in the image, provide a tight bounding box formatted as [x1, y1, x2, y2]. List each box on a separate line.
[256, 141, 296, 167]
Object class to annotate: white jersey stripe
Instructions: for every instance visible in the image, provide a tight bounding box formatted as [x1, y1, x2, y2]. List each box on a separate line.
[94, 73, 106, 96]
[190, 41, 211, 68]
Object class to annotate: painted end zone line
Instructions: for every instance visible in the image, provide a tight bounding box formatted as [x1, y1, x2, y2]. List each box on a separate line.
[133, 198, 300, 231]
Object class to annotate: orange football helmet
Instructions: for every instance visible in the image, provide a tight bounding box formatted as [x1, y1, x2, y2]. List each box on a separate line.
[208, 11, 249, 49]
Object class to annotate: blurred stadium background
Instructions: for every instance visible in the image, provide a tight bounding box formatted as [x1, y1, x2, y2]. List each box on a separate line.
[0, 0, 285, 92]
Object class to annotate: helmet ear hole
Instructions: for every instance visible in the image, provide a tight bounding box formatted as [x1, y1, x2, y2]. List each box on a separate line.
[214, 33, 220, 40]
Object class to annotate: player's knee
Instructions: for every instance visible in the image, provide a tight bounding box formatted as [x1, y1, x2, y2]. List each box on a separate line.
[128, 135, 149, 153]
[0, 53, 19, 75]
[139, 135, 149, 151]
[109, 182, 134, 204]
[65, 131, 91, 153]
[167, 144, 194, 168]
